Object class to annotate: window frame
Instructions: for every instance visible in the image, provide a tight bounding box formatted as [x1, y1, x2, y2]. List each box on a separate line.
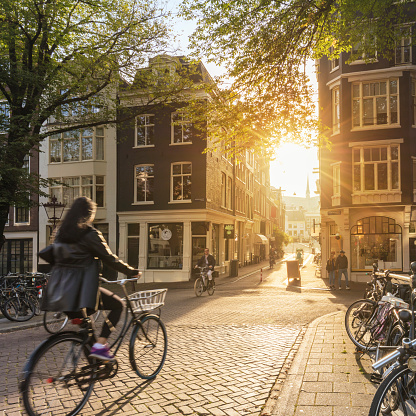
[395, 25, 412, 65]
[352, 144, 400, 194]
[170, 162, 192, 202]
[332, 86, 340, 134]
[49, 127, 105, 163]
[134, 114, 155, 148]
[352, 78, 400, 129]
[133, 164, 154, 204]
[171, 111, 192, 145]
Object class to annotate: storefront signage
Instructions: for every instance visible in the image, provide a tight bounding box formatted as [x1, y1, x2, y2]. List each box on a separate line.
[328, 210, 342, 215]
[224, 224, 234, 239]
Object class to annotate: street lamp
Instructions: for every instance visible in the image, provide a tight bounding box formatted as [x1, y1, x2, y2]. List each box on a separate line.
[42, 195, 66, 230]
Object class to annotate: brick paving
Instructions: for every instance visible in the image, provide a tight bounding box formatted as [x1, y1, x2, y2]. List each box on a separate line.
[0, 253, 369, 416]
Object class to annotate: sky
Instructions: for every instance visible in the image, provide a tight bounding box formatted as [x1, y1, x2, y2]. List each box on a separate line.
[167, 1, 319, 198]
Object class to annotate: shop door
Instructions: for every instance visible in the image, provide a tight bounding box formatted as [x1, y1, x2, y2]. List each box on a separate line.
[192, 237, 206, 268]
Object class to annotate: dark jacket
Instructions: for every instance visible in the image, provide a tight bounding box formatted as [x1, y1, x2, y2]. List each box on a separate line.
[42, 226, 137, 312]
[196, 254, 216, 270]
[335, 254, 348, 270]
[326, 258, 336, 272]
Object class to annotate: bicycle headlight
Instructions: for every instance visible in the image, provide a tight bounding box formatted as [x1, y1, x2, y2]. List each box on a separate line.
[408, 357, 416, 372]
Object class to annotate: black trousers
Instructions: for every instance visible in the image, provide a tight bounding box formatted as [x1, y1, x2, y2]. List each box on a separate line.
[67, 287, 124, 339]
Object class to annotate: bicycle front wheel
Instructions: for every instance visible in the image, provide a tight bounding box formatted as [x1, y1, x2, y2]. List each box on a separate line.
[3, 298, 35, 322]
[43, 311, 69, 334]
[207, 279, 215, 296]
[21, 333, 94, 416]
[369, 364, 416, 415]
[129, 315, 167, 379]
[345, 299, 378, 352]
[194, 277, 203, 297]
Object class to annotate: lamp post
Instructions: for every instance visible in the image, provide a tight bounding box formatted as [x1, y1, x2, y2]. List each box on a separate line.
[42, 196, 65, 239]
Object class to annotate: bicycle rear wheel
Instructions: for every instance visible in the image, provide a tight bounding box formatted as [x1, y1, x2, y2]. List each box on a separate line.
[345, 299, 378, 352]
[21, 333, 94, 416]
[130, 315, 167, 379]
[3, 297, 35, 322]
[194, 277, 203, 297]
[43, 311, 69, 334]
[207, 279, 215, 296]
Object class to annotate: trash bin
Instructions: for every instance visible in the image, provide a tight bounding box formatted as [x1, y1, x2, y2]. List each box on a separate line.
[230, 259, 239, 277]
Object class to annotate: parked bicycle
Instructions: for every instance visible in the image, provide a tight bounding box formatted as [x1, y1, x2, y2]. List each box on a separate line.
[368, 261, 416, 415]
[345, 265, 411, 354]
[20, 276, 168, 416]
[194, 266, 215, 296]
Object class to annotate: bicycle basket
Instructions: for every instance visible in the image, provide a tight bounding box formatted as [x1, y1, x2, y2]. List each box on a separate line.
[129, 289, 167, 312]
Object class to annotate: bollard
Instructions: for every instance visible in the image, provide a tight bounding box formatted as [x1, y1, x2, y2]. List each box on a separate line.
[260, 268, 263, 282]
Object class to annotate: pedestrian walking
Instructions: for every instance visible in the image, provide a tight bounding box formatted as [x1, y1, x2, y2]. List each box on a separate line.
[326, 251, 336, 289]
[335, 249, 350, 290]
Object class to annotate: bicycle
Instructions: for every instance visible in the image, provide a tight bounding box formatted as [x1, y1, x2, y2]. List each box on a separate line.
[2, 284, 36, 322]
[194, 266, 215, 296]
[43, 309, 101, 334]
[20, 276, 168, 416]
[369, 261, 416, 415]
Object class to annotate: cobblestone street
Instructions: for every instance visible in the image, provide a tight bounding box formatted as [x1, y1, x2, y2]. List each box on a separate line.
[0, 259, 362, 416]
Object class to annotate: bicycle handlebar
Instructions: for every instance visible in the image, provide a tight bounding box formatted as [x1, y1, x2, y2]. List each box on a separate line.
[99, 274, 142, 285]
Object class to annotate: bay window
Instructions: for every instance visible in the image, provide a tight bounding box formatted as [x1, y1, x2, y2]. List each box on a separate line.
[352, 79, 399, 128]
[352, 145, 399, 193]
[332, 87, 340, 133]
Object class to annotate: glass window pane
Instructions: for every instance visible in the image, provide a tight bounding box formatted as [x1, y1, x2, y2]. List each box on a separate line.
[390, 79, 398, 94]
[96, 186, 104, 207]
[380, 82, 387, 95]
[82, 136, 93, 160]
[96, 137, 104, 160]
[391, 162, 399, 189]
[354, 165, 361, 191]
[183, 176, 191, 200]
[364, 164, 375, 190]
[172, 177, 182, 200]
[376, 97, 387, 124]
[183, 163, 191, 174]
[172, 164, 181, 175]
[50, 140, 61, 163]
[352, 100, 360, 127]
[128, 223, 140, 236]
[353, 149, 360, 163]
[96, 176, 104, 184]
[377, 163, 388, 190]
[353, 84, 360, 98]
[371, 148, 380, 161]
[391, 146, 399, 160]
[390, 96, 398, 124]
[364, 148, 371, 162]
[363, 99, 374, 125]
[381, 147, 387, 160]
[95, 128, 104, 137]
[63, 138, 80, 162]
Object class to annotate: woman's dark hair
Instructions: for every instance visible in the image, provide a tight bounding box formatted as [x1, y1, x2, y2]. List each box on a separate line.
[55, 197, 96, 243]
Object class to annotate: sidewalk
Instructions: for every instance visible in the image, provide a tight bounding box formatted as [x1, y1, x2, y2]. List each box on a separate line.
[263, 297, 377, 415]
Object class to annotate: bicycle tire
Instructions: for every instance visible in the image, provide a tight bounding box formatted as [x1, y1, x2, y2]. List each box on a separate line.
[345, 299, 378, 352]
[21, 333, 95, 416]
[207, 279, 215, 296]
[27, 293, 41, 316]
[129, 315, 167, 379]
[3, 297, 35, 322]
[387, 322, 407, 347]
[368, 364, 416, 415]
[194, 277, 203, 297]
[43, 311, 69, 334]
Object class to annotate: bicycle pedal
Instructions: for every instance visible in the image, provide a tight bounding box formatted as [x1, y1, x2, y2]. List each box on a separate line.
[370, 373, 382, 384]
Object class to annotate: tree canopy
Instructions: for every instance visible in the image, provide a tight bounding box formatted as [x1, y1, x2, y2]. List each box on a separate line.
[0, 0, 190, 242]
[181, 0, 412, 153]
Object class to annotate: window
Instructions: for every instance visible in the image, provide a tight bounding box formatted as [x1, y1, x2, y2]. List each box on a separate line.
[221, 173, 226, 206]
[329, 47, 339, 71]
[352, 145, 399, 192]
[49, 127, 105, 163]
[127, 223, 140, 269]
[333, 164, 341, 196]
[135, 115, 154, 147]
[51, 175, 105, 207]
[147, 223, 183, 269]
[15, 154, 30, 224]
[171, 111, 192, 144]
[134, 165, 154, 203]
[350, 33, 377, 63]
[332, 87, 340, 133]
[227, 177, 232, 209]
[395, 26, 412, 65]
[171, 162, 191, 201]
[350, 216, 402, 270]
[352, 79, 399, 128]
[0, 239, 33, 274]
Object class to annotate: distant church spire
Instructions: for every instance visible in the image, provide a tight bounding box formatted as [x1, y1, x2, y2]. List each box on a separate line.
[306, 175, 310, 199]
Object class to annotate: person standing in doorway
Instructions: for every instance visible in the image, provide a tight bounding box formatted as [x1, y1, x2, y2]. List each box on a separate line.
[336, 250, 350, 290]
[326, 251, 336, 290]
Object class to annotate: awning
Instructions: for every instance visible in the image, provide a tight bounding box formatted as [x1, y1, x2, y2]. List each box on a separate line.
[255, 234, 268, 244]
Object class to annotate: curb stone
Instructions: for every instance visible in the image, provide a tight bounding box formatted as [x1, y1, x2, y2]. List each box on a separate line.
[261, 311, 342, 416]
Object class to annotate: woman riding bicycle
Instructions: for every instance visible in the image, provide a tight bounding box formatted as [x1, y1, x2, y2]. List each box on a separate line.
[41, 196, 139, 361]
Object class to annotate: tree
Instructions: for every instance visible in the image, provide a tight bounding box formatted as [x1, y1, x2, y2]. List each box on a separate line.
[273, 228, 290, 257]
[181, 0, 411, 152]
[0, 0, 195, 247]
